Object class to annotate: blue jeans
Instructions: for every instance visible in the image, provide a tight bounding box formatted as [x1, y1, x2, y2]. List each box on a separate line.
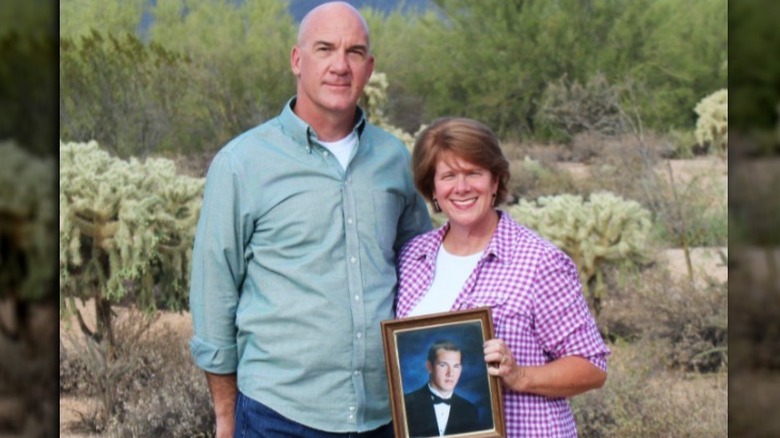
[234, 392, 394, 438]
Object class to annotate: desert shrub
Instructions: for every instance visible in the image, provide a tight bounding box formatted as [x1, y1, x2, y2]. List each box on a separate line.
[60, 307, 156, 433]
[508, 156, 578, 202]
[60, 338, 95, 396]
[651, 197, 728, 248]
[108, 324, 214, 437]
[582, 134, 727, 248]
[572, 340, 727, 437]
[694, 89, 728, 156]
[507, 192, 653, 316]
[598, 258, 728, 372]
[569, 131, 671, 165]
[61, 307, 214, 436]
[536, 72, 627, 141]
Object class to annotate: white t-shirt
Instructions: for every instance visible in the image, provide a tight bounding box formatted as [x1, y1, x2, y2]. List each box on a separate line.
[319, 131, 357, 171]
[408, 245, 481, 317]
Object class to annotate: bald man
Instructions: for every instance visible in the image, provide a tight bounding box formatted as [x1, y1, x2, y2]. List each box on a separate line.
[188, 2, 431, 437]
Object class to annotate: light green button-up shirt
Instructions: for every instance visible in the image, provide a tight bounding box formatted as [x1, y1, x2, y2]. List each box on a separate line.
[189, 98, 432, 432]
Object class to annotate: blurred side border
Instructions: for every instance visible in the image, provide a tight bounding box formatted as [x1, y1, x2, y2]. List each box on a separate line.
[729, 0, 780, 436]
[0, 0, 58, 436]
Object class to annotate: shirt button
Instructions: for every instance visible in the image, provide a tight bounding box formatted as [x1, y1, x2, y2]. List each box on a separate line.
[353, 370, 361, 376]
[354, 294, 360, 301]
[349, 406, 356, 412]
[350, 256, 357, 263]
[356, 332, 362, 339]
[347, 217, 353, 225]
[322, 151, 328, 157]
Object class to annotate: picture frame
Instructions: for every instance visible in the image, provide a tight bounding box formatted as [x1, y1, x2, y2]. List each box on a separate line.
[381, 307, 506, 438]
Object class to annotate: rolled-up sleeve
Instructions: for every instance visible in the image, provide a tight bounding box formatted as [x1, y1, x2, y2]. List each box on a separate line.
[533, 251, 610, 372]
[189, 149, 251, 374]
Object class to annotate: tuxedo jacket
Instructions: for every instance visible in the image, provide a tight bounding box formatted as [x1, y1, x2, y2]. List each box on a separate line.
[403, 385, 481, 437]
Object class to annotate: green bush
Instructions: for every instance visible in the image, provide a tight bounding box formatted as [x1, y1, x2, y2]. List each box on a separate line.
[598, 260, 727, 372]
[536, 73, 627, 141]
[60, 31, 212, 158]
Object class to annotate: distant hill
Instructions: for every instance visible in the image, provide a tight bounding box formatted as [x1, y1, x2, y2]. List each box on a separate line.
[135, 0, 439, 39]
[287, 0, 438, 21]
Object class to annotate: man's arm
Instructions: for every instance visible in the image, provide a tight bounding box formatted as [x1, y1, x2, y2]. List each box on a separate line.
[206, 372, 238, 438]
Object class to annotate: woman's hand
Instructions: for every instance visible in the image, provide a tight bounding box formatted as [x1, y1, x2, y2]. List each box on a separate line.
[483, 338, 607, 398]
[484, 338, 526, 390]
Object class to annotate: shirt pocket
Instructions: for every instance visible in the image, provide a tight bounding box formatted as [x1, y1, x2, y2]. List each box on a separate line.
[465, 287, 530, 333]
[372, 190, 403, 253]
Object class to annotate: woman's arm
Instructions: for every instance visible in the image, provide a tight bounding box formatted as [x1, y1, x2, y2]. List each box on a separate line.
[484, 339, 606, 398]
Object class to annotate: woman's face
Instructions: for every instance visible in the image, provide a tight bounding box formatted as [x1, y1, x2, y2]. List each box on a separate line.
[433, 152, 498, 232]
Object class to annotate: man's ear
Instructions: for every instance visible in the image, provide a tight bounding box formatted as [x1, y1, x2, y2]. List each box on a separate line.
[291, 45, 301, 77]
[425, 360, 433, 374]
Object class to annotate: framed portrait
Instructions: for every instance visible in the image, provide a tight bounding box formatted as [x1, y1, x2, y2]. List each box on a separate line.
[381, 307, 506, 438]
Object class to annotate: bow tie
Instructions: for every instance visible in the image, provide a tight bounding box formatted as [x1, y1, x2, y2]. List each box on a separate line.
[430, 393, 452, 405]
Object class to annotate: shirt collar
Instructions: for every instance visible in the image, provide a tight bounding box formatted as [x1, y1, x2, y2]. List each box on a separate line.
[278, 97, 367, 153]
[411, 210, 513, 264]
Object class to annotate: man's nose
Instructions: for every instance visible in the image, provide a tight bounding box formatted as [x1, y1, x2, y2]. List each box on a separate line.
[331, 51, 349, 74]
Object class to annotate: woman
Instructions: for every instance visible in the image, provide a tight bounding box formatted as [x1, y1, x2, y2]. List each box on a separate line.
[396, 117, 609, 437]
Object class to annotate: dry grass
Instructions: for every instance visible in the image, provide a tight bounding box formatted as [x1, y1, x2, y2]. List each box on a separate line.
[572, 340, 727, 437]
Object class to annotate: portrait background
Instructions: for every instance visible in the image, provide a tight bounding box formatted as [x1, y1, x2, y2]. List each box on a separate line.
[396, 321, 493, 429]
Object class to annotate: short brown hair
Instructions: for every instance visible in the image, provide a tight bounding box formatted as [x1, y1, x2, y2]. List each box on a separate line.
[412, 117, 510, 208]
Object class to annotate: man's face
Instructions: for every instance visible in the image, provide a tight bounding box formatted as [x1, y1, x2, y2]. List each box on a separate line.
[291, 6, 374, 119]
[427, 349, 463, 393]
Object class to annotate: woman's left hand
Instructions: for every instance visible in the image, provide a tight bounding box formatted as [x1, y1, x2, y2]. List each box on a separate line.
[484, 338, 524, 387]
[484, 338, 607, 398]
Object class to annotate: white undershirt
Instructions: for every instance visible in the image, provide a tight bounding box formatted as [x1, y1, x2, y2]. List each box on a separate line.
[429, 384, 453, 436]
[409, 245, 482, 317]
[319, 131, 357, 171]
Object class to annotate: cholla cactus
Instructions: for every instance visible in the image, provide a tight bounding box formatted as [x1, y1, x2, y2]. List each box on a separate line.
[507, 192, 653, 316]
[694, 89, 728, 155]
[60, 140, 204, 344]
[0, 141, 56, 300]
[361, 71, 420, 151]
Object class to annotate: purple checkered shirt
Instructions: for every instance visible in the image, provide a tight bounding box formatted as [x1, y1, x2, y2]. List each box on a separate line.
[396, 211, 609, 437]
